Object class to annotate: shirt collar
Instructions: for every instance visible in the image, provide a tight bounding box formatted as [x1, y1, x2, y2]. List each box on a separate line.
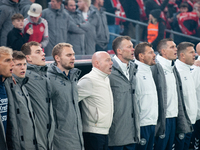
[113, 55, 130, 73]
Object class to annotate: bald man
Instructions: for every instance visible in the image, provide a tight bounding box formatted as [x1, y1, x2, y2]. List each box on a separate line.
[78, 51, 114, 150]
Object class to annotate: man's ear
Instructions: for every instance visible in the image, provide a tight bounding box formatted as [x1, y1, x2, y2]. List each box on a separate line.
[55, 55, 60, 63]
[117, 48, 122, 55]
[138, 53, 144, 61]
[26, 55, 31, 62]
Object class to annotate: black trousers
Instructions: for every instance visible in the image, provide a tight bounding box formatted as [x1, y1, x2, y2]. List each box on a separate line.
[83, 132, 108, 150]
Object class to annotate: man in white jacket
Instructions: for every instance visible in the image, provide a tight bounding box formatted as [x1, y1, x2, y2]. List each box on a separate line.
[134, 42, 158, 150]
[174, 42, 198, 150]
[77, 51, 113, 150]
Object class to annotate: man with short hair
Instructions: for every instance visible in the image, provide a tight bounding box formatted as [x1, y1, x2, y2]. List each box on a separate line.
[5, 51, 37, 150]
[65, 0, 86, 55]
[77, 0, 100, 54]
[78, 51, 113, 150]
[151, 38, 193, 150]
[23, 3, 49, 49]
[0, 0, 20, 46]
[174, 42, 198, 150]
[0, 46, 14, 150]
[47, 43, 84, 150]
[42, 0, 85, 56]
[91, 0, 109, 51]
[64, 0, 76, 12]
[108, 36, 140, 150]
[21, 41, 55, 150]
[134, 42, 158, 150]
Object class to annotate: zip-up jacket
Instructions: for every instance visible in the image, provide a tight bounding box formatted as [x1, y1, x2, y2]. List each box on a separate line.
[91, 5, 109, 50]
[47, 63, 84, 150]
[108, 58, 140, 146]
[78, 67, 113, 135]
[5, 75, 37, 150]
[151, 61, 193, 136]
[25, 64, 55, 150]
[42, 3, 85, 56]
[77, 6, 100, 54]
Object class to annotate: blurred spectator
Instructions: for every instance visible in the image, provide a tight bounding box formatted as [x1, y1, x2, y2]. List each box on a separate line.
[65, 0, 86, 54]
[147, 9, 165, 51]
[104, 0, 126, 50]
[7, 14, 33, 51]
[0, 0, 20, 46]
[119, 0, 143, 39]
[23, 3, 49, 49]
[19, 0, 35, 18]
[42, 0, 85, 56]
[173, 3, 199, 44]
[91, 0, 109, 51]
[145, 0, 169, 18]
[76, 0, 100, 54]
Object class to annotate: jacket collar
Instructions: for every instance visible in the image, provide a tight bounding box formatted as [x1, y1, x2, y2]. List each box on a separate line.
[12, 74, 29, 86]
[175, 59, 191, 72]
[113, 55, 130, 73]
[27, 63, 48, 76]
[156, 54, 174, 72]
[48, 63, 81, 81]
[92, 67, 108, 79]
[135, 59, 151, 72]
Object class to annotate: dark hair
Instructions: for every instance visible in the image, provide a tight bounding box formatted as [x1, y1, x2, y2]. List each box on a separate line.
[56, 0, 62, 3]
[177, 42, 194, 58]
[13, 50, 26, 60]
[21, 41, 40, 55]
[91, 0, 95, 4]
[180, 2, 189, 9]
[112, 36, 131, 55]
[134, 42, 152, 60]
[11, 13, 24, 22]
[157, 38, 173, 55]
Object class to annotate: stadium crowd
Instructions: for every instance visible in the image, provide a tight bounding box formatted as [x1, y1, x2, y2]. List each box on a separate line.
[0, 0, 200, 150]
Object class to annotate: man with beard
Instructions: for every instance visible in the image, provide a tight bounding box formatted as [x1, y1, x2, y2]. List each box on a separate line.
[134, 42, 158, 150]
[47, 43, 84, 150]
[21, 41, 55, 150]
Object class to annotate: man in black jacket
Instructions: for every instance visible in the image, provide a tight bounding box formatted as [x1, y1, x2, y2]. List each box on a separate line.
[7, 13, 33, 51]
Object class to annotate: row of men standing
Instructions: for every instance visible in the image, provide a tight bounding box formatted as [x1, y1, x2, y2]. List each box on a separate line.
[0, 36, 200, 150]
[0, 0, 109, 55]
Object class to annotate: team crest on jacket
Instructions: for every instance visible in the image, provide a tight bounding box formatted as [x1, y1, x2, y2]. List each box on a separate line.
[40, 26, 44, 32]
[179, 133, 185, 140]
[159, 134, 165, 139]
[140, 138, 146, 145]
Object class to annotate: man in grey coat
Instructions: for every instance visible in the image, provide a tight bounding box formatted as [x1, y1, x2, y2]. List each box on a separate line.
[47, 43, 84, 150]
[42, 0, 85, 56]
[21, 41, 55, 150]
[65, 0, 86, 55]
[5, 51, 38, 150]
[19, 0, 35, 18]
[0, 0, 20, 46]
[108, 36, 140, 149]
[77, 0, 100, 54]
[91, 0, 109, 51]
[151, 38, 193, 150]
